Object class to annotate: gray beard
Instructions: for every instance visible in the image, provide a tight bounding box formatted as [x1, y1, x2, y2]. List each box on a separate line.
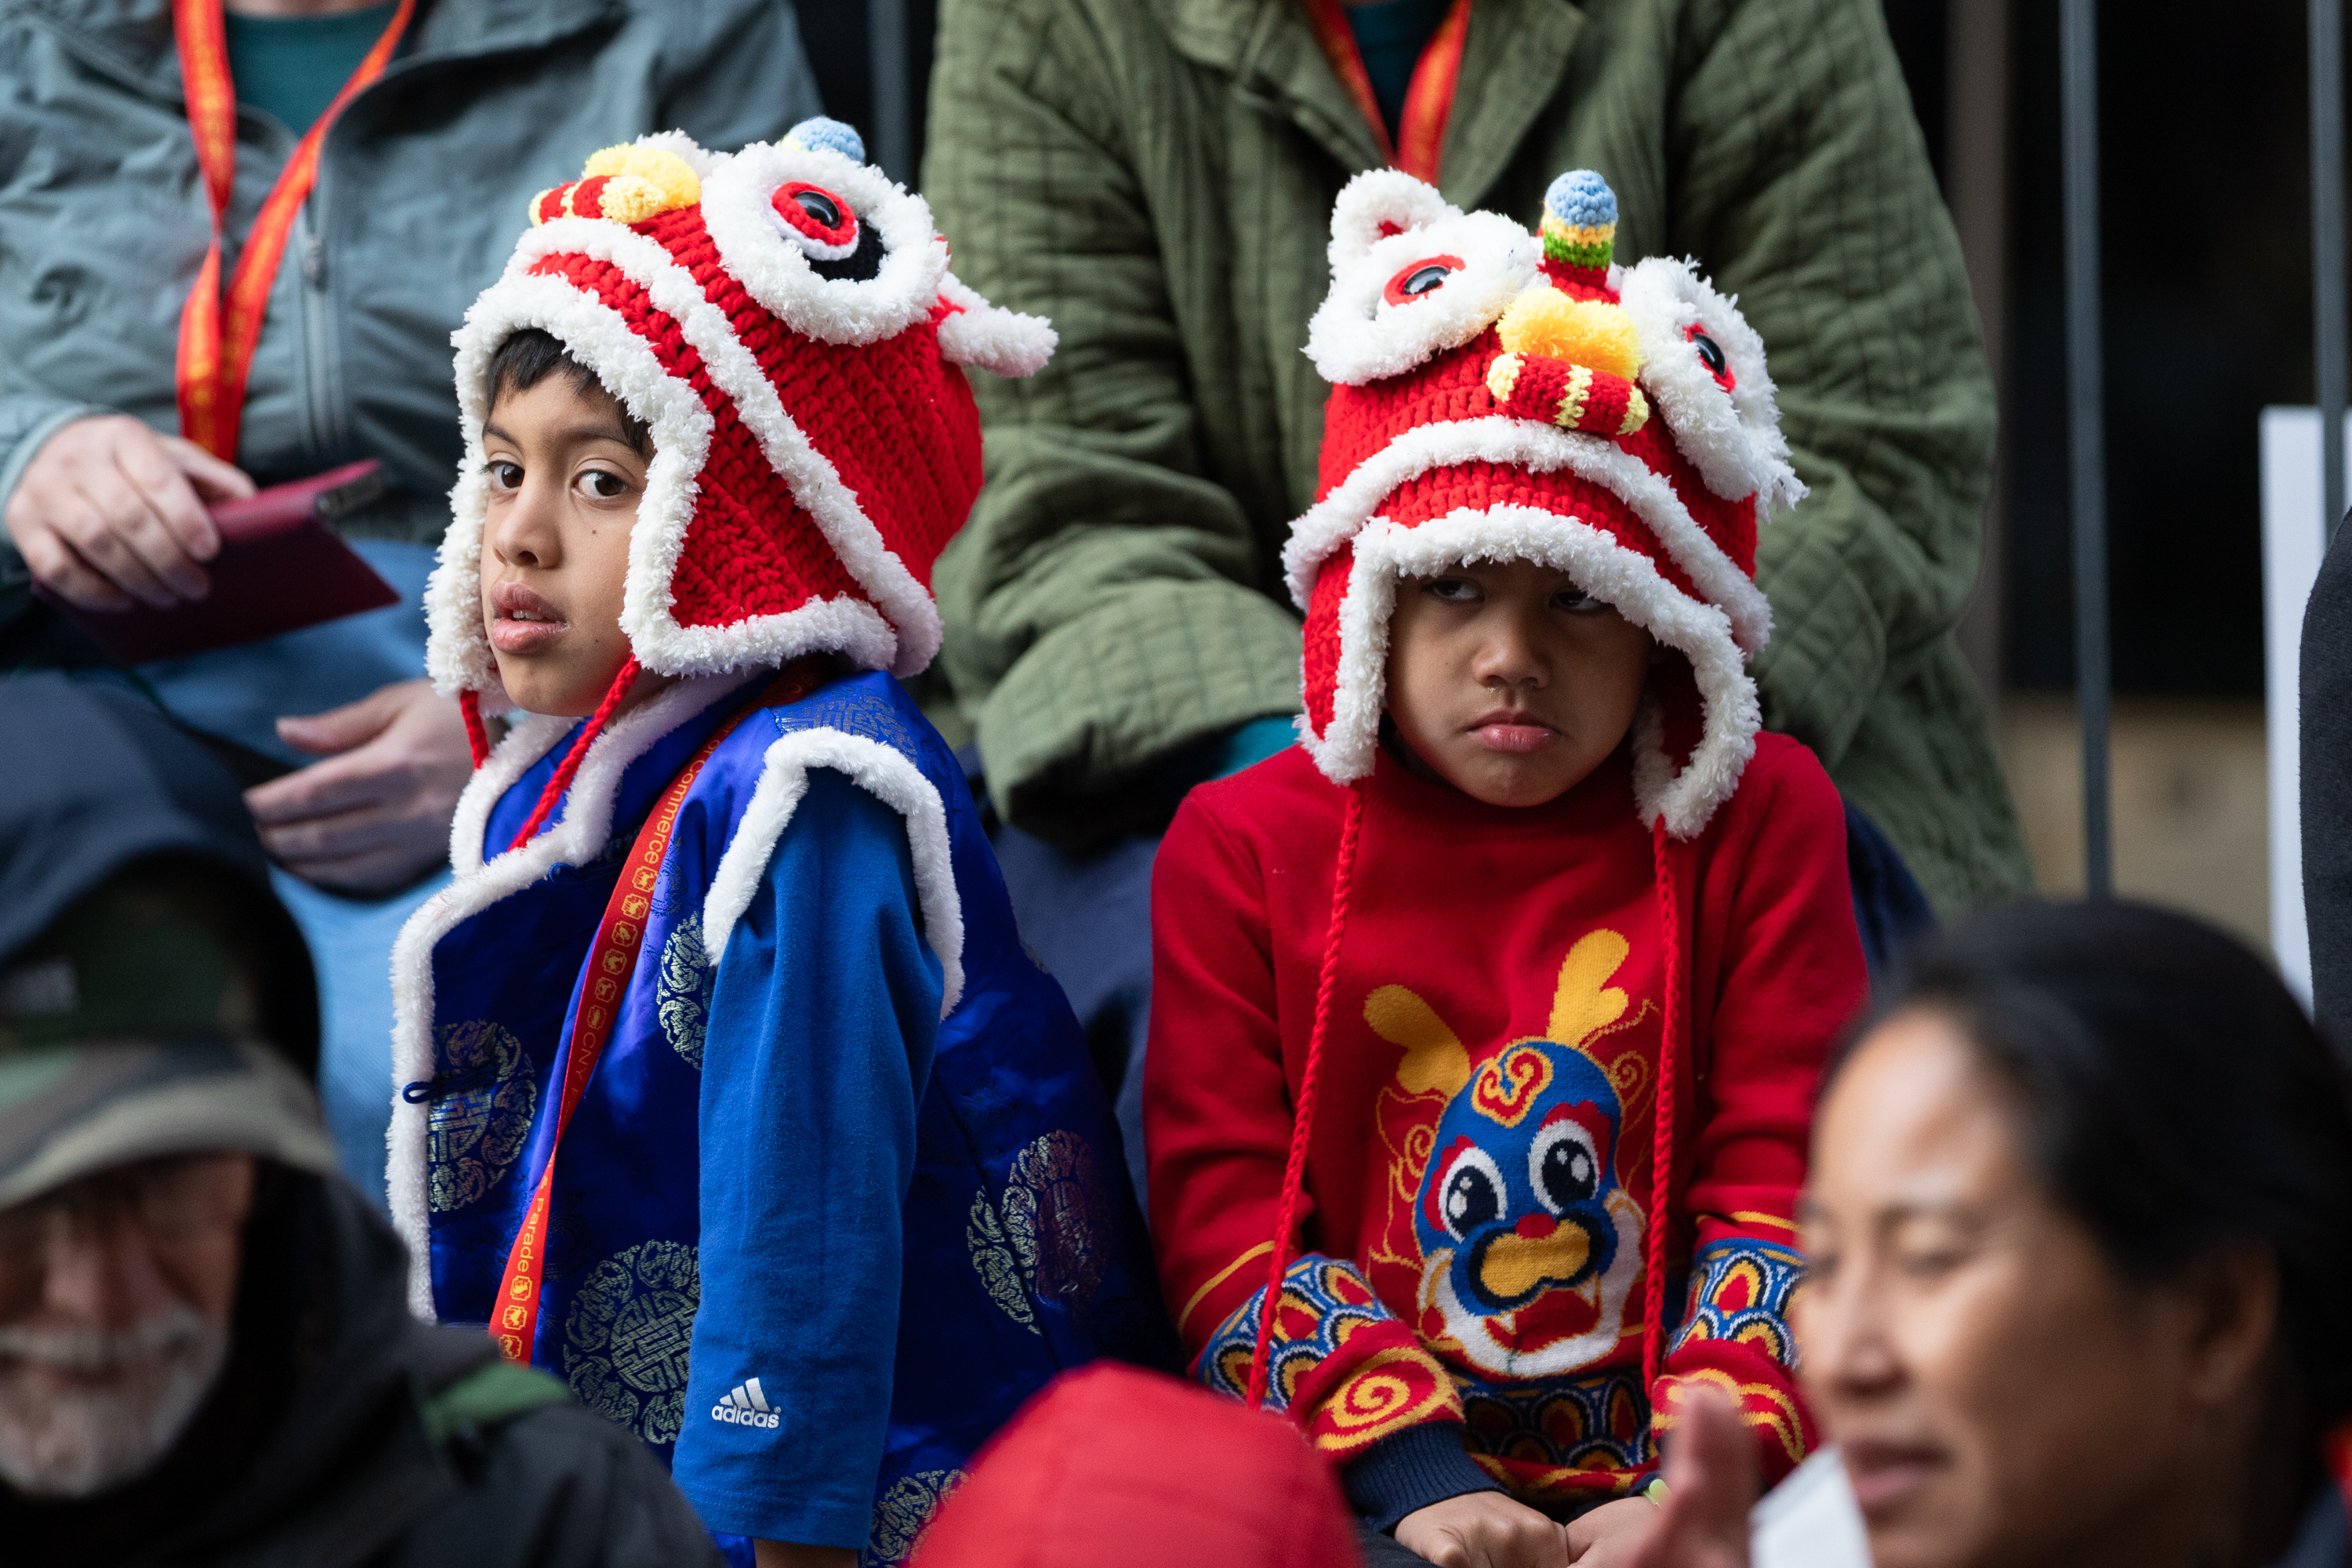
[0, 1308, 230, 1499]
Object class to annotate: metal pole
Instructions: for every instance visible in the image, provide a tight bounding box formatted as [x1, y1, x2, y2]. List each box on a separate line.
[868, 0, 911, 184]
[2061, 0, 2112, 898]
[2317, 0, 2347, 546]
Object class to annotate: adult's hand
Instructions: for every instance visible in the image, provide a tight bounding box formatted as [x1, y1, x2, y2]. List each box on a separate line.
[2, 415, 250, 610]
[1396, 1490, 1572, 1568]
[246, 678, 470, 895]
[1623, 1389, 1756, 1568]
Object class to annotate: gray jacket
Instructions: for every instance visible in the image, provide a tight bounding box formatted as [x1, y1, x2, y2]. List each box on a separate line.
[0, 0, 820, 546]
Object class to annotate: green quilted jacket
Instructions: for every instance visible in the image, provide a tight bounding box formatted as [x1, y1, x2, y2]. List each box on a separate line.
[924, 0, 2033, 913]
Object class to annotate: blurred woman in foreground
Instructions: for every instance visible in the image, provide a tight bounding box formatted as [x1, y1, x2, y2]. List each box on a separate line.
[1641, 901, 2352, 1568]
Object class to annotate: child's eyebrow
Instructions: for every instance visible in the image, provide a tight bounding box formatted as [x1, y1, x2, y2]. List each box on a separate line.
[481, 420, 641, 452]
[554, 423, 641, 450]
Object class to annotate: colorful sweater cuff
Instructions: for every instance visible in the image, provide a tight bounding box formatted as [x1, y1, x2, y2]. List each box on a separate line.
[1341, 1421, 1503, 1534]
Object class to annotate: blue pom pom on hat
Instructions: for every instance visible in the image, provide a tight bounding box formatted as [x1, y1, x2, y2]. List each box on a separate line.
[785, 116, 866, 165]
[1544, 169, 1617, 228]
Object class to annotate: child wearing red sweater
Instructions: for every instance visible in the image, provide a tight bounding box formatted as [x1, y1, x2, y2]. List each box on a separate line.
[1144, 169, 1867, 1566]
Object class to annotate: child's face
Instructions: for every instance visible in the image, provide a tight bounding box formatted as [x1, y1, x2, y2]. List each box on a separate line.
[1384, 559, 1653, 808]
[478, 375, 647, 717]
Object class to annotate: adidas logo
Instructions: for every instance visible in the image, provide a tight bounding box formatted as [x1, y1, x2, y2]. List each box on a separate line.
[711, 1377, 781, 1429]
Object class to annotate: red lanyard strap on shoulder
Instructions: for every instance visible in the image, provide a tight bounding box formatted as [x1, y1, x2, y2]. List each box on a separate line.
[172, 0, 415, 462]
[488, 660, 829, 1361]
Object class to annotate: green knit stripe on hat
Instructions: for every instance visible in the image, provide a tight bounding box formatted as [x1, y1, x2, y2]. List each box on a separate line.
[1541, 169, 1619, 274]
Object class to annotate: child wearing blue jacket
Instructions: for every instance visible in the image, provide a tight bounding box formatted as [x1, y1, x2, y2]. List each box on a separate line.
[387, 121, 1160, 1567]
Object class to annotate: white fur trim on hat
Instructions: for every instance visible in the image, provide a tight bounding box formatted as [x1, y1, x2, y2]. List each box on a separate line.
[1617, 257, 1806, 522]
[387, 673, 753, 1316]
[439, 217, 946, 685]
[630, 129, 727, 180]
[935, 271, 1058, 376]
[702, 728, 965, 1014]
[1281, 415, 1774, 655]
[431, 270, 717, 695]
[1327, 168, 1458, 270]
[1306, 209, 1541, 387]
[1304, 508, 1759, 838]
[701, 140, 949, 348]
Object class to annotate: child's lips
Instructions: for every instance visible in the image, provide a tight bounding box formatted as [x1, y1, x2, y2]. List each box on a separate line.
[491, 616, 568, 654]
[489, 581, 569, 654]
[1468, 712, 1559, 753]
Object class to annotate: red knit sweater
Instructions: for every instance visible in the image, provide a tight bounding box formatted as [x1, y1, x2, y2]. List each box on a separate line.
[1145, 734, 1864, 1507]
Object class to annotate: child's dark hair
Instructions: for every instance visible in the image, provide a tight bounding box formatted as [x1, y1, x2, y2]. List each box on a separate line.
[1842, 899, 2352, 1545]
[485, 327, 652, 456]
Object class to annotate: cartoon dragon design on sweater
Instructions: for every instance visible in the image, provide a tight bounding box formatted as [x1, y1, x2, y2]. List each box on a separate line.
[1370, 931, 1650, 1381]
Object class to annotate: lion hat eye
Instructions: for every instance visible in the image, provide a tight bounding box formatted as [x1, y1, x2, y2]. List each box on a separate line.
[769, 180, 880, 279]
[1385, 258, 1461, 304]
[699, 117, 947, 347]
[1617, 252, 1804, 517]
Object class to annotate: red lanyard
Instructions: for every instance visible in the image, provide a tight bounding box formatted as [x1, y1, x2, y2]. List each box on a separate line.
[1298, 0, 1472, 184]
[490, 663, 826, 1364]
[170, 0, 416, 462]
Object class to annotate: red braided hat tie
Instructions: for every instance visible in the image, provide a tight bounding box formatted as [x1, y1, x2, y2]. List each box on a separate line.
[503, 657, 643, 854]
[1245, 782, 1368, 1411]
[1642, 816, 1682, 1394]
[459, 688, 492, 770]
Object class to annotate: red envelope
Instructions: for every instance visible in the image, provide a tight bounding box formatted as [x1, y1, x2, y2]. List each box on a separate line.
[53, 459, 403, 665]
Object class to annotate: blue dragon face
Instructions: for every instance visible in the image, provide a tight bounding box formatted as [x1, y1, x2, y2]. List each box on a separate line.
[1412, 1037, 1646, 1377]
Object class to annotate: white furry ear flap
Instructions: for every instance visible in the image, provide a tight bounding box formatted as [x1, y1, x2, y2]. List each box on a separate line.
[935, 272, 1056, 376]
[1328, 168, 1456, 271]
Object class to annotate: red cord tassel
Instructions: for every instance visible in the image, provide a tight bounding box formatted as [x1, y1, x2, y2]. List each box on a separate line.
[504, 657, 641, 855]
[459, 688, 491, 769]
[1642, 817, 1682, 1396]
[1246, 782, 1368, 1411]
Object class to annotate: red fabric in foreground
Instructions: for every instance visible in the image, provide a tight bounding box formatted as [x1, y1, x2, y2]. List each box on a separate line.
[910, 1365, 1364, 1568]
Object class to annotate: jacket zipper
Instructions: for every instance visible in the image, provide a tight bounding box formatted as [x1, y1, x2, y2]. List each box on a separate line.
[292, 192, 343, 465]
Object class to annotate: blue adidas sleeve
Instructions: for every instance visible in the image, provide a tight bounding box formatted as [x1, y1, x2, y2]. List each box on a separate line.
[670, 767, 945, 1548]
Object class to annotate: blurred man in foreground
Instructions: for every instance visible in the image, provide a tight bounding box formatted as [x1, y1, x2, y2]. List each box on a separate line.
[0, 673, 717, 1566]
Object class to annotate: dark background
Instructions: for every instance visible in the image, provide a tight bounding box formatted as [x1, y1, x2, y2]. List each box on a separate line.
[796, 1, 939, 181]
[804, 0, 2327, 700]
[1996, 3, 2316, 695]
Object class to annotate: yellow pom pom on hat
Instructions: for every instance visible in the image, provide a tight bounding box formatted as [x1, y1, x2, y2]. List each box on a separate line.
[1495, 288, 1643, 380]
[528, 143, 701, 227]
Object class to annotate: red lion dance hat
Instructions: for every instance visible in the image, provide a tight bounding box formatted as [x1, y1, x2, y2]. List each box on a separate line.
[425, 118, 1051, 766]
[1287, 166, 1803, 839]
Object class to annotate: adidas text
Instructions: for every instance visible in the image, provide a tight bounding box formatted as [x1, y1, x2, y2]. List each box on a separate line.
[713, 1376, 780, 1429]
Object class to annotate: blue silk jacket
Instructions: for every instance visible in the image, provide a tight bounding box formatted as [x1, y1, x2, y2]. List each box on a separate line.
[390, 670, 1165, 1562]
